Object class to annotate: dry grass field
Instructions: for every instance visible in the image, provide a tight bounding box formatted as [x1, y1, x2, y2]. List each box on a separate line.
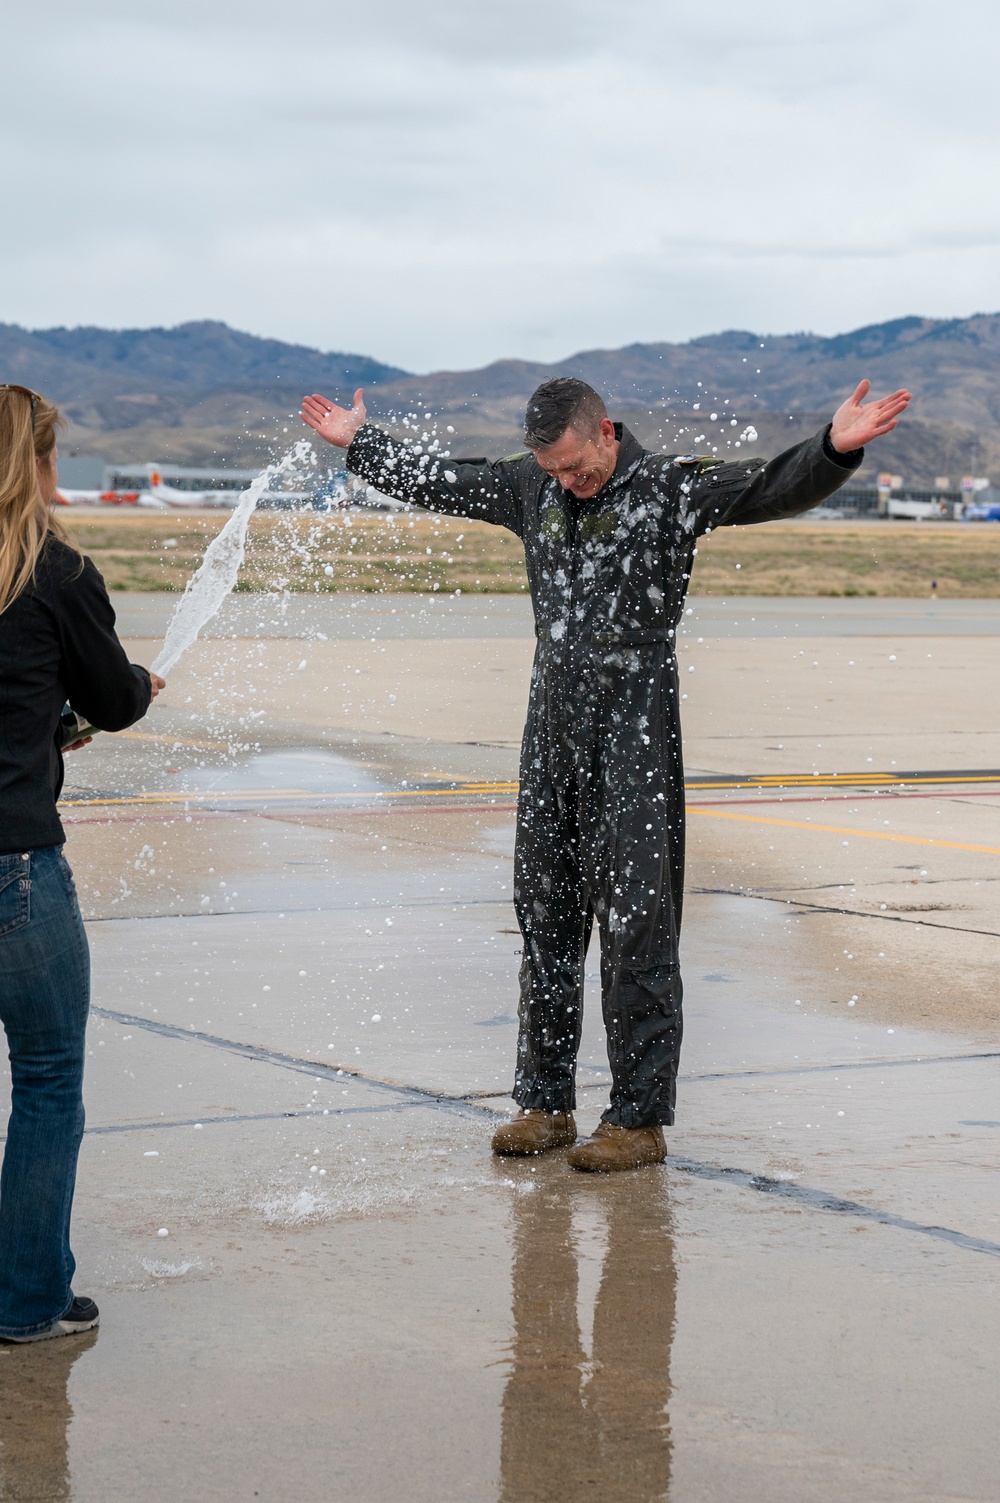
[60, 509, 528, 595]
[60, 510, 1000, 597]
[691, 521, 1000, 597]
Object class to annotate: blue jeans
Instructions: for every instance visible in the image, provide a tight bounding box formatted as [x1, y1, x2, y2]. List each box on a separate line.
[0, 846, 90, 1338]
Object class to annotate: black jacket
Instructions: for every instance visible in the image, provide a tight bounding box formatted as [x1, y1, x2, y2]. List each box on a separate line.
[0, 536, 151, 854]
[346, 421, 861, 642]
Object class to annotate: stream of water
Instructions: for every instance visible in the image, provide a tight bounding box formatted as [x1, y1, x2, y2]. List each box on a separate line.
[151, 440, 312, 677]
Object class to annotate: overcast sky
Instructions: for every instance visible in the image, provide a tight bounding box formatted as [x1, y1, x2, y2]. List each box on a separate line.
[2, 0, 998, 371]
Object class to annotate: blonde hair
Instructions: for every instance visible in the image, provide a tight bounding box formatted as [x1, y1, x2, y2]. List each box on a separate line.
[0, 387, 74, 615]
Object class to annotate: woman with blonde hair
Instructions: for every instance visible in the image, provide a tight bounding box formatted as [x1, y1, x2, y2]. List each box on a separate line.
[0, 384, 163, 1342]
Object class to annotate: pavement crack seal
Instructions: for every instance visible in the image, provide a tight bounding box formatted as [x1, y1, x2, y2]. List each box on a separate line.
[89, 1007, 485, 1118]
[679, 1051, 1000, 1081]
[670, 1155, 1000, 1260]
[78, 1105, 424, 1137]
[692, 886, 1000, 940]
[79, 1024, 1000, 1258]
[496, 1052, 1000, 1086]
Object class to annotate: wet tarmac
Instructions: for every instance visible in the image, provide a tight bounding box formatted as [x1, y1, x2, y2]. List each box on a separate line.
[111, 589, 1000, 640]
[1, 596, 998, 1500]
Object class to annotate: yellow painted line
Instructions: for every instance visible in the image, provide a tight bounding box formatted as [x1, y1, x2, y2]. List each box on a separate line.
[60, 783, 520, 809]
[53, 781, 1000, 858]
[117, 730, 228, 752]
[54, 774, 993, 819]
[423, 786, 527, 797]
[687, 806, 1000, 856]
[64, 791, 308, 807]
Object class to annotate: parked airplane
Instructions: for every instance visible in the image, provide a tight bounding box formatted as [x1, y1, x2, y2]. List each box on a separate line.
[55, 488, 169, 508]
[54, 467, 383, 511]
[55, 467, 240, 509]
[146, 479, 239, 508]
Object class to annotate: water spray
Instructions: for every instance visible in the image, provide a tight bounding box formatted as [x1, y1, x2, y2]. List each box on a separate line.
[59, 440, 313, 748]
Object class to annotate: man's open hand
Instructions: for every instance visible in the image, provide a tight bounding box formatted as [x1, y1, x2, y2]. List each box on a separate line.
[300, 389, 367, 449]
[830, 380, 911, 453]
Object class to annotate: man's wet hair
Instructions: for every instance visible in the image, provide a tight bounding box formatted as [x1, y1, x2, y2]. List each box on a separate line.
[523, 378, 608, 450]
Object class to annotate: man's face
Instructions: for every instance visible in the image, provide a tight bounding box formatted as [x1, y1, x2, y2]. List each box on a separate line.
[533, 418, 619, 500]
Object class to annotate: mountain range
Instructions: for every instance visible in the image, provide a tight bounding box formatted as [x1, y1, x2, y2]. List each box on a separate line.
[4, 314, 1000, 486]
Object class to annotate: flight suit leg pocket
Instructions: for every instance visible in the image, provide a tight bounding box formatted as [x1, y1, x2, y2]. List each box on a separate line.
[606, 954, 683, 1126]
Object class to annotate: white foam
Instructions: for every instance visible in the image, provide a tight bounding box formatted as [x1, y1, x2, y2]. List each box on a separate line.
[256, 1176, 417, 1226]
[140, 1258, 202, 1278]
[152, 440, 312, 677]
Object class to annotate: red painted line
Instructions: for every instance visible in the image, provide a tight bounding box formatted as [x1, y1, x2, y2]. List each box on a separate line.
[686, 789, 1000, 809]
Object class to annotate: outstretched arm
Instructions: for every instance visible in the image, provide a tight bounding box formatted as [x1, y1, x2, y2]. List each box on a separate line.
[301, 388, 524, 535]
[687, 380, 912, 532]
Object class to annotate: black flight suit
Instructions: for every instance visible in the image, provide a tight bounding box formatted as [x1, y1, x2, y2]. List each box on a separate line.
[346, 422, 861, 1128]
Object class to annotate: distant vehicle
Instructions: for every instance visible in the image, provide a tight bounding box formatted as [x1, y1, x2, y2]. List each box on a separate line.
[962, 501, 1000, 522]
[887, 497, 953, 521]
[347, 480, 409, 512]
[255, 490, 331, 511]
[308, 472, 352, 511]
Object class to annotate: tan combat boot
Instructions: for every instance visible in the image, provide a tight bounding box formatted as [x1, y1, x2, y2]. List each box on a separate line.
[492, 1109, 577, 1157]
[566, 1121, 666, 1172]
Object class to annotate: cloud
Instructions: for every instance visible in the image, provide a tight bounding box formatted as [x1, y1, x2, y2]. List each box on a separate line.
[2, 0, 999, 369]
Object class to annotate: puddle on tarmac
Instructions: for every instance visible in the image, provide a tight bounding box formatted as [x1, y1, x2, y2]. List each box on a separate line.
[175, 747, 384, 797]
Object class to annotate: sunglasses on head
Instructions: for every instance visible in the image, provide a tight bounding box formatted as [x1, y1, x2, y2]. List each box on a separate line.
[0, 384, 40, 431]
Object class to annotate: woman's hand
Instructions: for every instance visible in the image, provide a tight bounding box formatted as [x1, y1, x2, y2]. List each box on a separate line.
[62, 672, 164, 753]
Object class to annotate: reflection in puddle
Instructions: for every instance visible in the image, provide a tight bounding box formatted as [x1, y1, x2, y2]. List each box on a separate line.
[178, 748, 384, 797]
[501, 1172, 675, 1502]
[0, 1331, 96, 1501]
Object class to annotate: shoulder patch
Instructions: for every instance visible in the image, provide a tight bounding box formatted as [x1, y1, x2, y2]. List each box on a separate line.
[675, 454, 723, 469]
[499, 450, 530, 464]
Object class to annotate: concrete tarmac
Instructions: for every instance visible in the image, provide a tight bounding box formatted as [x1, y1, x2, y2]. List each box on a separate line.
[109, 591, 1000, 640]
[1, 595, 998, 1501]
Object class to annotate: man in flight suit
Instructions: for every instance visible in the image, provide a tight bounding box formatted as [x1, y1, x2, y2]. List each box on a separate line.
[301, 375, 909, 1171]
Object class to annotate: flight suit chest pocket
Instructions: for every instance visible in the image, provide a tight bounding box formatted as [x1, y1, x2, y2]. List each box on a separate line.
[579, 511, 618, 542]
[541, 506, 567, 545]
[0, 853, 31, 937]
